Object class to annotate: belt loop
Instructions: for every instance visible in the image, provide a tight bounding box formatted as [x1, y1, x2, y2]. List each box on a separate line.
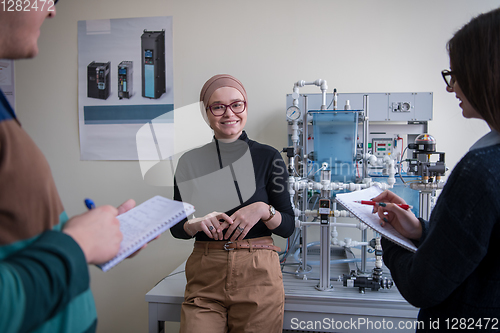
[248, 239, 253, 252]
[204, 242, 209, 256]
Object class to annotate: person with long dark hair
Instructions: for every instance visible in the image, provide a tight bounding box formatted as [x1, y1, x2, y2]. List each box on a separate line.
[373, 7, 500, 332]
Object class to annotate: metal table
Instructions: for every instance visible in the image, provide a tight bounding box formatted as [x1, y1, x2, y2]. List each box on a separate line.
[146, 258, 418, 333]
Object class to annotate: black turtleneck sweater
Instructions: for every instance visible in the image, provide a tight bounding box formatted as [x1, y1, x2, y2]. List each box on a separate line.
[170, 131, 295, 241]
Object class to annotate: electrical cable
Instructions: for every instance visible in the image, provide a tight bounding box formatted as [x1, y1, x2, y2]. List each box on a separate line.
[398, 146, 409, 185]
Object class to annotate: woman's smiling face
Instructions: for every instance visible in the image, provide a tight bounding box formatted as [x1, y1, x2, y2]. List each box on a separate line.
[446, 80, 482, 120]
[206, 87, 247, 141]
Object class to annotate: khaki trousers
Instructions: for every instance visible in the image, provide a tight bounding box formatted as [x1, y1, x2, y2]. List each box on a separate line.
[179, 242, 284, 333]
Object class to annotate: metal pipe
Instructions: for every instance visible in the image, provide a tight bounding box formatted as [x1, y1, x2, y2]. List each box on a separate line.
[360, 228, 367, 274]
[300, 95, 309, 273]
[317, 221, 332, 290]
[292, 79, 328, 110]
[317, 170, 332, 291]
[419, 191, 432, 220]
[362, 95, 369, 180]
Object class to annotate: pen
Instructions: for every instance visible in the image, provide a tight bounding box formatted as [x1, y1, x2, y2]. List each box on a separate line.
[84, 198, 95, 210]
[354, 200, 412, 210]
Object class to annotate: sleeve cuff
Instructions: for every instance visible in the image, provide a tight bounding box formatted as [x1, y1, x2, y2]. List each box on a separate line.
[418, 218, 429, 243]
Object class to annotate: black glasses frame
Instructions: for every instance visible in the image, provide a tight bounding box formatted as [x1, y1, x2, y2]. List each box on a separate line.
[441, 69, 455, 88]
[207, 101, 247, 117]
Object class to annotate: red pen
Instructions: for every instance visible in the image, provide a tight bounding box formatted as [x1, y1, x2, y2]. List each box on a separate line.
[354, 200, 412, 210]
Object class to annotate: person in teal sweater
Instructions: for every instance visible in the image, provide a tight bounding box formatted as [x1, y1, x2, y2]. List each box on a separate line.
[0, 3, 137, 333]
[372, 7, 500, 332]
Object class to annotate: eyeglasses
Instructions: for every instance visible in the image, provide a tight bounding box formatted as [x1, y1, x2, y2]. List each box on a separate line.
[441, 69, 456, 88]
[207, 101, 246, 117]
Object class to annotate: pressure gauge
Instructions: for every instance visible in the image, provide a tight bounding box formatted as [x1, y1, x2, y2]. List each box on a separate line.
[286, 106, 301, 121]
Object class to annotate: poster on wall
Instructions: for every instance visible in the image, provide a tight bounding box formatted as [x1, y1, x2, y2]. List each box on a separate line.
[77, 16, 173, 160]
[0, 59, 15, 107]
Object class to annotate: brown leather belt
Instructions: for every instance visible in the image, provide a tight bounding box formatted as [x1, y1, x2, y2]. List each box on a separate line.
[194, 236, 281, 252]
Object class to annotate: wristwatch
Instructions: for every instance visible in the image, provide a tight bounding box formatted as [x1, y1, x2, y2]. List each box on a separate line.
[262, 205, 276, 222]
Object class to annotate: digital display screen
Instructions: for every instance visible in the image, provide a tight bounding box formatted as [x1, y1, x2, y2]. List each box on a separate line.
[118, 68, 127, 75]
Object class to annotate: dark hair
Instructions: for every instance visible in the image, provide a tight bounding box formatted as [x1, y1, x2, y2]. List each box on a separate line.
[447, 7, 500, 132]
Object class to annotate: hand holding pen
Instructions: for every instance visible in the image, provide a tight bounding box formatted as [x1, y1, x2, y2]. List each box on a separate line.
[61, 198, 137, 265]
[369, 190, 422, 241]
[62, 200, 122, 265]
[84, 198, 158, 259]
[85, 197, 136, 215]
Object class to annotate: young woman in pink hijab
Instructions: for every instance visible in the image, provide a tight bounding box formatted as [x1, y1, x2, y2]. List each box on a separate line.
[170, 74, 295, 332]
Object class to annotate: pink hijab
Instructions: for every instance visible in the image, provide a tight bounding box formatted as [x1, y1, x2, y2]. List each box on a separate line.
[199, 74, 247, 125]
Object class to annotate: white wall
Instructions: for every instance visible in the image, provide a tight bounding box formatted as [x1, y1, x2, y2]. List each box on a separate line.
[14, 0, 497, 332]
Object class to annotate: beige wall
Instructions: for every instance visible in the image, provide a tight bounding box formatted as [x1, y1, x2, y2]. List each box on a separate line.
[14, 0, 497, 332]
